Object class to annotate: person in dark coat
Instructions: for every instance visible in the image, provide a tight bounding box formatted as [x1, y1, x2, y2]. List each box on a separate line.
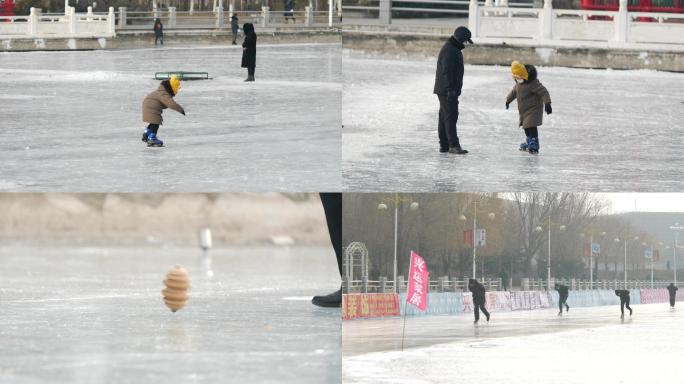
[506, 61, 552, 154]
[615, 290, 632, 318]
[241, 23, 257, 82]
[230, 15, 239, 45]
[468, 278, 490, 323]
[153, 18, 164, 46]
[284, 0, 295, 22]
[312, 193, 343, 307]
[667, 283, 678, 309]
[555, 283, 570, 315]
[433, 26, 473, 155]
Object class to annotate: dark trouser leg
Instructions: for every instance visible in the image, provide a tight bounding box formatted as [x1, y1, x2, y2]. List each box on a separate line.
[626, 299, 632, 315]
[620, 300, 625, 315]
[671, 297, 676, 307]
[155, 36, 158, 45]
[474, 303, 480, 322]
[319, 193, 342, 278]
[248, 67, 255, 78]
[232, 33, 237, 43]
[559, 298, 564, 313]
[437, 94, 460, 149]
[480, 304, 490, 320]
[437, 97, 448, 150]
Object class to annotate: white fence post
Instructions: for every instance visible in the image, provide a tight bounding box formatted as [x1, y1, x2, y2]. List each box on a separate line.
[86, 6, 93, 21]
[118, 7, 127, 29]
[216, 5, 224, 28]
[379, 0, 392, 25]
[28, 7, 38, 37]
[468, 0, 479, 38]
[108, 7, 115, 36]
[69, 7, 77, 37]
[261, 6, 269, 27]
[615, 0, 628, 43]
[540, 0, 553, 40]
[305, 5, 313, 26]
[169, 7, 177, 28]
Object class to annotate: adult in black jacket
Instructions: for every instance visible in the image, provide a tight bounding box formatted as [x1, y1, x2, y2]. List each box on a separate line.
[555, 283, 570, 315]
[312, 193, 343, 307]
[153, 18, 164, 46]
[667, 283, 678, 309]
[615, 290, 632, 317]
[468, 278, 490, 323]
[433, 26, 473, 155]
[241, 23, 257, 82]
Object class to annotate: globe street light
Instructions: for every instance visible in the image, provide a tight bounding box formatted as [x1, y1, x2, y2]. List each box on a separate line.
[378, 194, 418, 293]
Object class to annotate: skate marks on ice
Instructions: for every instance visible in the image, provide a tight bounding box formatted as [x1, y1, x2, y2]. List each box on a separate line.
[342, 54, 684, 191]
[343, 304, 682, 384]
[0, 246, 341, 384]
[0, 44, 342, 192]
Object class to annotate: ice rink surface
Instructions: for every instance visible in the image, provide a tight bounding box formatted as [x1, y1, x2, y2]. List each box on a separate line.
[0, 245, 341, 383]
[342, 53, 684, 191]
[343, 303, 683, 384]
[0, 44, 341, 192]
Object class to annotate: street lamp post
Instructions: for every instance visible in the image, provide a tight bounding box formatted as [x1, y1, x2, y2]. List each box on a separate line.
[378, 194, 418, 293]
[459, 201, 495, 280]
[616, 235, 638, 287]
[536, 217, 565, 291]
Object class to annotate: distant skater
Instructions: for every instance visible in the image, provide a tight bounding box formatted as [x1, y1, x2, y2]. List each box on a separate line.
[555, 283, 570, 315]
[141, 75, 185, 147]
[241, 23, 257, 82]
[230, 15, 239, 45]
[468, 278, 490, 324]
[615, 289, 633, 318]
[667, 283, 678, 310]
[505, 60, 552, 154]
[154, 18, 164, 46]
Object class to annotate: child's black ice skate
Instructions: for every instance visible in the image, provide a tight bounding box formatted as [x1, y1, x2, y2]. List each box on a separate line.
[519, 142, 528, 152]
[528, 138, 539, 154]
[142, 128, 151, 143]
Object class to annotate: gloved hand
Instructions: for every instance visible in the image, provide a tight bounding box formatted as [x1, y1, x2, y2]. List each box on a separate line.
[446, 89, 458, 102]
[545, 102, 552, 115]
[181, 110, 186, 116]
[505, 102, 510, 110]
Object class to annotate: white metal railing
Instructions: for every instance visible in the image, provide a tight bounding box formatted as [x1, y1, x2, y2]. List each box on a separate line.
[522, 277, 672, 291]
[469, 0, 684, 46]
[344, 276, 503, 293]
[0, 7, 115, 38]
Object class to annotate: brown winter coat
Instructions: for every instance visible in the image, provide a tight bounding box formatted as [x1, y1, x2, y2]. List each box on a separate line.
[506, 78, 551, 129]
[142, 84, 184, 125]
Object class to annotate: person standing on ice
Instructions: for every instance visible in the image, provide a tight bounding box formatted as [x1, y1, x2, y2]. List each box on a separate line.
[433, 26, 473, 155]
[615, 289, 633, 318]
[312, 193, 343, 307]
[141, 75, 185, 147]
[153, 18, 164, 46]
[555, 283, 570, 315]
[667, 283, 678, 309]
[230, 15, 239, 45]
[468, 278, 490, 323]
[241, 23, 257, 82]
[505, 61, 552, 154]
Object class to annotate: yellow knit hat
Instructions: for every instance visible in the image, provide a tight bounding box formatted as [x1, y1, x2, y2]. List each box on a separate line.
[169, 75, 181, 95]
[511, 61, 528, 81]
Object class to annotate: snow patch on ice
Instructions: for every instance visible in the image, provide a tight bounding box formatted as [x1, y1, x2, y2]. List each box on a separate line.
[67, 38, 76, 50]
[98, 38, 107, 48]
[535, 47, 555, 63]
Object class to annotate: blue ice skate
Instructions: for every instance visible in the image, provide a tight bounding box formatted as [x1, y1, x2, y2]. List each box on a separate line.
[147, 132, 164, 147]
[528, 138, 539, 154]
[519, 137, 530, 152]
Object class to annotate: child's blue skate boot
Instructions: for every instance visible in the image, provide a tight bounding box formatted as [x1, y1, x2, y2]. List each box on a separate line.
[141, 127, 151, 143]
[147, 132, 164, 147]
[519, 136, 530, 152]
[528, 138, 539, 154]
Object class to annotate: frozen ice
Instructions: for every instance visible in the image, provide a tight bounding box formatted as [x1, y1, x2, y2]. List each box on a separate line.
[343, 303, 683, 383]
[0, 44, 341, 192]
[0, 245, 341, 383]
[342, 53, 684, 191]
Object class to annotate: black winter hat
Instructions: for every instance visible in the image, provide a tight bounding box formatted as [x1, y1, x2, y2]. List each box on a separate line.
[454, 26, 473, 44]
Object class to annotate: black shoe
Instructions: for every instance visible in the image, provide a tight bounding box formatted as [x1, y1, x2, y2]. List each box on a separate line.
[558, 311, 562, 316]
[449, 147, 468, 154]
[312, 288, 341, 308]
[566, 304, 570, 312]
[486, 314, 490, 322]
[473, 320, 479, 324]
[141, 131, 148, 143]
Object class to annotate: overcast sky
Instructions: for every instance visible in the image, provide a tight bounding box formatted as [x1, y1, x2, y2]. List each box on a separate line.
[602, 193, 684, 214]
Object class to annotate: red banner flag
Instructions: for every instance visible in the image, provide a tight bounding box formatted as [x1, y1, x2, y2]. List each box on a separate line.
[406, 251, 428, 311]
[464, 229, 473, 247]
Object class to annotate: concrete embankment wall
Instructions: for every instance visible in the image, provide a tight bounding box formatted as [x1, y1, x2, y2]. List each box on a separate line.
[342, 30, 684, 72]
[1, 28, 340, 51]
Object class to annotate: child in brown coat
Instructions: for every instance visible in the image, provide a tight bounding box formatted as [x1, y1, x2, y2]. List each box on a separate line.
[505, 61, 552, 154]
[142, 75, 185, 147]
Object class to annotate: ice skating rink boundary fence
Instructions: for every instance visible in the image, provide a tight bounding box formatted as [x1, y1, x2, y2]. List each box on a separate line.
[343, 289, 684, 319]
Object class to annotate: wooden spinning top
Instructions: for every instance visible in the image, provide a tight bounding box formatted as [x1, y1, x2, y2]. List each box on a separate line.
[162, 265, 190, 312]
